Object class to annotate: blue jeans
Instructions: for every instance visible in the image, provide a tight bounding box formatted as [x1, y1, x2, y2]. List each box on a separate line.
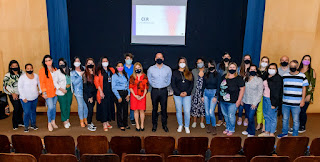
[282, 104, 301, 136]
[263, 97, 277, 134]
[20, 99, 38, 128]
[218, 103, 224, 121]
[244, 103, 258, 135]
[46, 96, 57, 123]
[220, 101, 237, 132]
[173, 95, 191, 128]
[75, 96, 88, 120]
[130, 109, 134, 121]
[238, 105, 248, 119]
[204, 89, 217, 126]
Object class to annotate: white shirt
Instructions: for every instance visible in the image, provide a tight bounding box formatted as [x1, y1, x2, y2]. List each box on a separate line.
[18, 73, 41, 101]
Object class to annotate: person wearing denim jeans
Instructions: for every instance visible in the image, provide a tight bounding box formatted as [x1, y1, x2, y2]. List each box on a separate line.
[171, 57, 194, 134]
[123, 53, 135, 125]
[201, 60, 220, 135]
[278, 60, 309, 138]
[20, 99, 38, 131]
[241, 65, 263, 137]
[219, 62, 245, 136]
[262, 97, 278, 136]
[46, 96, 58, 126]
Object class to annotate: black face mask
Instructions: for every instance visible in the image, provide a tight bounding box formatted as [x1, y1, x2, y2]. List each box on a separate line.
[229, 69, 236, 74]
[281, 62, 288, 67]
[244, 60, 251, 64]
[209, 67, 215, 71]
[26, 71, 33, 74]
[11, 67, 19, 72]
[249, 71, 257, 76]
[223, 58, 230, 62]
[59, 64, 66, 68]
[135, 69, 142, 74]
[290, 67, 297, 72]
[156, 58, 163, 64]
[87, 64, 94, 69]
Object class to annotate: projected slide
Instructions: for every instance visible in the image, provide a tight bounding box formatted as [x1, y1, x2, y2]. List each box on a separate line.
[131, 0, 188, 45]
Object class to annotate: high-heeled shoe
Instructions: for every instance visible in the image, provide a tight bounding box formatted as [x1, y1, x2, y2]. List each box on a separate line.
[141, 128, 145, 131]
[136, 128, 140, 132]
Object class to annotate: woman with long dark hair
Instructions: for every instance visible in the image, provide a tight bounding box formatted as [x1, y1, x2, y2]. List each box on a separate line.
[39, 55, 57, 131]
[94, 56, 115, 131]
[53, 58, 72, 129]
[3, 60, 23, 130]
[83, 58, 97, 131]
[112, 61, 130, 131]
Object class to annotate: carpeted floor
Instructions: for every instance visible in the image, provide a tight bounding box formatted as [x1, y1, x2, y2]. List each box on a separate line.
[0, 113, 319, 145]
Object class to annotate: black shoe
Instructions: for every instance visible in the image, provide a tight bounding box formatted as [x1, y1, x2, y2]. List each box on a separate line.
[152, 125, 157, 132]
[131, 120, 136, 126]
[30, 125, 38, 130]
[121, 128, 126, 131]
[141, 128, 145, 131]
[288, 128, 293, 134]
[24, 128, 29, 132]
[136, 128, 140, 132]
[163, 126, 169, 132]
[298, 127, 306, 133]
[126, 126, 131, 129]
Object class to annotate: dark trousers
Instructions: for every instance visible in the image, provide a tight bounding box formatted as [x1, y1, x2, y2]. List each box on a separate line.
[115, 90, 128, 128]
[85, 98, 95, 124]
[151, 88, 168, 126]
[9, 95, 23, 128]
[299, 102, 310, 129]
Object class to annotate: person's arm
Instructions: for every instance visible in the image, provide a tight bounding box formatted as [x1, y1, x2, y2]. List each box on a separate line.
[3, 74, 13, 94]
[111, 75, 121, 99]
[147, 67, 154, 88]
[165, 67, 172, 87]
[236, 78, 245, 107]
[201, 77, 206, 97]
[38, 69, 47, 95]
[187, 75, 194, 96]
[126, 77, 130, 96]
[215, 74, 221, 98]
[253, 78, 263, 107]
[17, 76, 25, 100]
[170, 72, 181, 96]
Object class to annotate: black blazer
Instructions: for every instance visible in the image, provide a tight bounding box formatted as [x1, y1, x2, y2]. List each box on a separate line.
[267, 74, 283, 107]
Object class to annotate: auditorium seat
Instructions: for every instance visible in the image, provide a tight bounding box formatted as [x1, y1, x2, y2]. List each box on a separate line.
[11, 134, 43, 160]
[309, 138, 320, 156]
[0, 153, 37, 162]
[81, 154, 120, 162]
[250, 156, 290, 162]
[110, 136, 141, 158]
[167, 155, 205, 162]
[144, 136, 175, 158]
[243, 137, 275, 161]
[0, 135, 11, 153]
[39, 154, 77, 162]
[208, 155, 247, 162]
[210, 137, 242, 156]
[44, 136, 75, 154]
[122, 154, 163, 162]
[293, 156, 320, 162]
[275, 137, 309, 162]
[77, 135, 109, 156]
[177, 137, 208, 157]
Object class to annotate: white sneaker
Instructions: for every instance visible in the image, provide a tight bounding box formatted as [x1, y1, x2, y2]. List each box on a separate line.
[242, 131, 248, 135]
[64, 123, 70, 129]
[200, 123, 205, 129]
[247, 134, 254, 137]
[67, 122, 71, 127]
[185, 127, 190, 134]
[192, 122, 197, 128]
[177, 125, 183, 132]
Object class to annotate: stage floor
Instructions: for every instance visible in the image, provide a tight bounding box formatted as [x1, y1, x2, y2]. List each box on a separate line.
[0, 113, 319, 145]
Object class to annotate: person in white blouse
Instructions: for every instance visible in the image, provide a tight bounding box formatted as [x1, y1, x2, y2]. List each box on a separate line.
[18, 63, 41, 132]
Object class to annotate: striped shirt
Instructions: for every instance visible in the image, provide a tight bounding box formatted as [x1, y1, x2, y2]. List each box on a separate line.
[283, 72, 309, 106]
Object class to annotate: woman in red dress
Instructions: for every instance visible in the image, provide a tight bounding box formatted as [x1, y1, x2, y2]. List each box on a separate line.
[129, 62, 148, 131]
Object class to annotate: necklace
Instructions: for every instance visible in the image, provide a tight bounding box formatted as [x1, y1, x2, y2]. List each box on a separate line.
[180, 71, 185, 83]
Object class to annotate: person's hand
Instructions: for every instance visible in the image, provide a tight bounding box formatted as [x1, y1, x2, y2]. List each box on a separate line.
[12, 93, 18, 100]
[100, 91, 105, 99]
[241, 101, 244, 106]
[236, 100, 241, 108]
[62, 89, 67, 94]
[271, 106, 276, 109]
[251, 104, 257, 110]
[180, 92, 187, 97]
[88, 97, 93, 103]
[42, 93, 48, 99]
[201, 97, 204, 102]
[212, 97, 217, 103]
[118, 98, 122, 103]
[300, 100, 305, 107]
[23, 99, 28, 103]
[305, 95, 311, 102]
[126, 95, 130, 102]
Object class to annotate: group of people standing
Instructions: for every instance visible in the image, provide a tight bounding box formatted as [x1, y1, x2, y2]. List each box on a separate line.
[3, 52, 316, 138]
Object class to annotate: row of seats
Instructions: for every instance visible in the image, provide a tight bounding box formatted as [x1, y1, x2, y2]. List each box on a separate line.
[0, 135, 320, 162]
[1, 153, 320, 162]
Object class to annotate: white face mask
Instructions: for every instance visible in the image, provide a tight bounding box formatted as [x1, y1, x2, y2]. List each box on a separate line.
[74, 62, 81, 67]
[268, 69, 276, 75]
[261, 62, 268, 68]
[179, 63, 186, 68]
[102, 62, 109, 67]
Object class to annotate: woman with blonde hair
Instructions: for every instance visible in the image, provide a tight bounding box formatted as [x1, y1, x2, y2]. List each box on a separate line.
[219, 62, 245, 136]
[129, 62, 148, 131]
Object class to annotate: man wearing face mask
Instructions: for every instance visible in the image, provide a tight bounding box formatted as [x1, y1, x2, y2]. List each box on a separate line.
[278, 56, 290, 76]
[277, 60, 309, 138]
[123, 53, 136, 126]
[147, 53, 172, 132]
